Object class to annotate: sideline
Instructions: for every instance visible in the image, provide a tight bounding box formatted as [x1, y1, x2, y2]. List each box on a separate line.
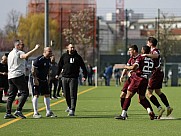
[0, 86, 97, 129]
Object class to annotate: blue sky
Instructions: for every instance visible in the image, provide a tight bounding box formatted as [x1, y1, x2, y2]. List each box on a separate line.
[0, 0, 181, 29]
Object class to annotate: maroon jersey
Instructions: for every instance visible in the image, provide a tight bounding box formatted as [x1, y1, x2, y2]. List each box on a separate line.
[134, 55, 154, 79]
[121, 54, 140, 93]
[127, 54, 140, 66]
[127, 55, 154, 95]
[151, 48, 161, 68]
[126, 54, 140, 78]
[148, 48, 164, 89]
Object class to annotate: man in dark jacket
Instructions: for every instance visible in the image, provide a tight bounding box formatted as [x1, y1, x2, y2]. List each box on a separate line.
[56, 43, 87, 116]
[49, 55, 59, 99]
[0, 55, 8, 103]
[87, 64, 93, 86]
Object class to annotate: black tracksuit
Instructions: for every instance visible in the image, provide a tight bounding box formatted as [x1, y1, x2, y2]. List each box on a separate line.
[57, 50, 87, 112]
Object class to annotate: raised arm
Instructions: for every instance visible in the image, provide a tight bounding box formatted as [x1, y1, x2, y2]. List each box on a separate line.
[20, 44, 40, 59]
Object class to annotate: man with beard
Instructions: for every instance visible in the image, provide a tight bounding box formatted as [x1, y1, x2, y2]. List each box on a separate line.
[56, 44, 87, 116]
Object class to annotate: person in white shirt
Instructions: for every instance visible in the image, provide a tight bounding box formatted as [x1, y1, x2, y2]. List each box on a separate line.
[4, 40, 40, 119]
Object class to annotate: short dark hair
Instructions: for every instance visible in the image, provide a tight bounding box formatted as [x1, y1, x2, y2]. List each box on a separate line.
[129, 44, 138, 52]
[14, 40, 20, 46]
[142, 45, 150, 54]
[147, 37, 157, 47]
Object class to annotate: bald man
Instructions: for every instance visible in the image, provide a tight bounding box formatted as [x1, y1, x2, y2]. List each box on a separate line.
[31, 47, 57, 118]
[4, 40, 40, 119]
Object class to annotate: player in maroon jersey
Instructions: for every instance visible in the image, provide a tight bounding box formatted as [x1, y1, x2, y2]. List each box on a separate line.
[115, 45, 156, 120]
[119, 45, 140, 118]
[143, 37, 173, 119]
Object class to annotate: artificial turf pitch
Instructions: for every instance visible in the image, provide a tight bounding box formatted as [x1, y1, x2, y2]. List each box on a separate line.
[0, 85, 180, 136]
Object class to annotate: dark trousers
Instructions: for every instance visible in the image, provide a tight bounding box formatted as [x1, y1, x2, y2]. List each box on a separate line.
[0, 90, 3, 101]
[0, 78, 9, 101]
[57, 78, 63, 95]
[49, 78, 58, 97]
[87, 76, 93, 86]
[62, 77, 78, 111]
[6, 75, 29, 114]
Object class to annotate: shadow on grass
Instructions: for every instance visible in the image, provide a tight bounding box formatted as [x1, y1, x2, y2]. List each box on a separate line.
[25, 114, 181, 120]
[157, 117, 181, 121]
[25, 114, 115, 120]
[70, 114, 114, 119]
[80, 110, 120, 113]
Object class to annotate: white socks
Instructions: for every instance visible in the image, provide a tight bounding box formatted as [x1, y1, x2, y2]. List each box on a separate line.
[32, 96, 51, 114]
[121, 110, 127, 117]
[32, 96, 38, 115]
[44, 97, 51, 113]
[147, 108, 152, 114]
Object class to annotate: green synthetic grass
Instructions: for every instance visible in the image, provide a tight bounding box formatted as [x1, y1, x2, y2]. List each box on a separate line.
[0, 85, 180, 136]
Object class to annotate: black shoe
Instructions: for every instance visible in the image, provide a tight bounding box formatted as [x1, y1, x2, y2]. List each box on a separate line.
[115, 115, 126, 120]
[4, 114, 16, 119]
[14, 111, 26, 119]
[149, 111, 156, 120]
[154, 115, 159, 119]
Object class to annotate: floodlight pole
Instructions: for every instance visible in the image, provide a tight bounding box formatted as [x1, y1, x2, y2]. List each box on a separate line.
[45, 0, 49, 47]
[60, 7, 63, 56]
[125, 9, 128, 63]
[157, 8, 160, 48]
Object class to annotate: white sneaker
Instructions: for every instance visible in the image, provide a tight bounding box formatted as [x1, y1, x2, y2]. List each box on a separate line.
[65, 107, 70, 112]
[33, 113, 42, 119]
[46, 111, 57, 117]
[68, 110, 75, 116]
[57, 95, 61, 98]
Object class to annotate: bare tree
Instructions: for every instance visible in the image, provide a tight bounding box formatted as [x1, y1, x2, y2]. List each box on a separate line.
[62, 8, 95, 61]
[4, 9, 21, 41]
[158, 13, 174, 59]
[155, 12, 179, 80]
